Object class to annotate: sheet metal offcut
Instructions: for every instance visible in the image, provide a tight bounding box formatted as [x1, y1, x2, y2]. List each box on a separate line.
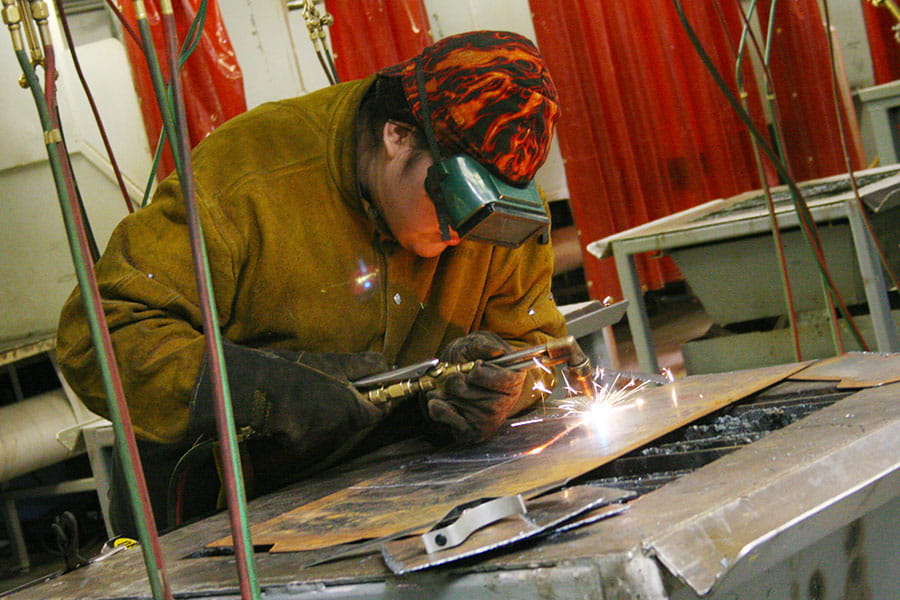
[790, 352, 900, 388]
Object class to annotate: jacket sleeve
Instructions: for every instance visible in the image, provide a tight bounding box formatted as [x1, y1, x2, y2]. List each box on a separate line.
[479, 230, 568, 415]
[55, 178, 240, 444]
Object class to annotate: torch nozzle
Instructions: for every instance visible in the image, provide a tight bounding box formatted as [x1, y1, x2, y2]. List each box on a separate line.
[543, 336, 595, 400]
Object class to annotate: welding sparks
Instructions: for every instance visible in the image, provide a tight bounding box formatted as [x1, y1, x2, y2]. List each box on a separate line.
[532, 379, 553, 396]
[514, 355, 675, 457]
[533, 356, 553, 374]
[661, 367, 675, 382]
[554, 368, 661, 425]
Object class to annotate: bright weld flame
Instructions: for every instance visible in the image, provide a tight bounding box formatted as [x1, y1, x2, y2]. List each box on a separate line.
[519, 360, 673, 455]
[555, 369, 657, 426]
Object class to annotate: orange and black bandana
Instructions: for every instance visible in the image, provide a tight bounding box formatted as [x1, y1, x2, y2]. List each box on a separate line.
[379, 30, 560, 187]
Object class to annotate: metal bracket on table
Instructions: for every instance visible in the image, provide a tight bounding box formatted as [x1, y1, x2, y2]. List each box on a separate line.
[421, 494, 527, 554]
[383, 485, 634, 574]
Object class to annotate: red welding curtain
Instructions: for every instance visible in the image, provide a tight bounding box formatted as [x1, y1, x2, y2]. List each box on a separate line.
[530, 2, 772, 301]
[324, 0, 432, 82]
[861, 0, 900, 84]
[121, 0, 246, 179]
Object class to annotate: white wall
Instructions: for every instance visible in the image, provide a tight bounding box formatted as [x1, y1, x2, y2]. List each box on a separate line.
[0, 8, 144, 341]
[218, 0, 306, 108]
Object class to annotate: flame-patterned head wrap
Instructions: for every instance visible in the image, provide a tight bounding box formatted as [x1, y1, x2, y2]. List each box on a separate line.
[379, 30, 560, 187]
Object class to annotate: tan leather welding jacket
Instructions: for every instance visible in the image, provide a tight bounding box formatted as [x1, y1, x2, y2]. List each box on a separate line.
[55, 76, 567, 446]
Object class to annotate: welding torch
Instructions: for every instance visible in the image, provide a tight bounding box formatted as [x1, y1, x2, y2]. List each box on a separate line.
[353, 335, 594, 408]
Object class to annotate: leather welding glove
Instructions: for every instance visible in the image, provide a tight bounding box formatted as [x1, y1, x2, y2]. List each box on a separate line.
[189, 339, 389, 457]
[423, 331, 526, 445]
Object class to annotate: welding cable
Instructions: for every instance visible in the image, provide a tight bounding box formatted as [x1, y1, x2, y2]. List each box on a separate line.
[9, 40, 174, 600]
[41, 30, 101, 263]
[157, 0, 259, 596]
[729, 0, 802, 360]
[732, 0, 852, 354]
[140, 0, 209, 207]
[323, 41, 338, 83]
[738, 0, 867, 352]
[673, 0, 868, 351]
[316, 45, 336, 85]
[51, 0, 134, 214]
[822, 1, 900, 294]
[301, 0, 338, 84]
[166, 439, 216, 528]
[729, 0, 849, 354]
[102, 0, 141, 46]
[132, 0, 183, 179]
[713, 0, 822, 354]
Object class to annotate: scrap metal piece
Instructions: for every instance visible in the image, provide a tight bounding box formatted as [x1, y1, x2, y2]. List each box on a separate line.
[790, 351, 900, 388]
[383, 485, 631, 574]
[422, 494, 527, 554]
[558, 299, 628, 339]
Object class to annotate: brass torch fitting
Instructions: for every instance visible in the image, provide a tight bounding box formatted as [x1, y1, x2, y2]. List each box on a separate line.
[2, 0, 24, 52]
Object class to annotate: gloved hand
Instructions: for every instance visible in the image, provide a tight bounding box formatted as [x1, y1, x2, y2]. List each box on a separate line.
[189, 340, 389, 456]
[423, 331, 526, 445]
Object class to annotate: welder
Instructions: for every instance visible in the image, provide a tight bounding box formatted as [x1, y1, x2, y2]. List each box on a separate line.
[55, 30, 567, 533]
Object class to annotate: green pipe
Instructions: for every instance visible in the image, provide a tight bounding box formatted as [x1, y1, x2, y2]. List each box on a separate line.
[140, 0, 207, 208]
[133, 0, 183, 179]
[14, 47, 172, 600]
[158, 1, 259, 595]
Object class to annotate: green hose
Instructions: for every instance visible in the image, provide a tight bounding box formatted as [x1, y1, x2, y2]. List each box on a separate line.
[14, 47, 172, 600]
[672, 0, 867, 350]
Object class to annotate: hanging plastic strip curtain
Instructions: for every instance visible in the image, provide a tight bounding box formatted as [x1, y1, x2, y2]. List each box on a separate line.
[119, 0, 246, 179]
[757, 0, 864, 183]
[324, 0, 431, 82]
[861, 0, 900, 85]
[529, 1, 772, 301]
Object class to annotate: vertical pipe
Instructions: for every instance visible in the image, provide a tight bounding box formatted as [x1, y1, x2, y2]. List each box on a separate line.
[10, 42, 173, 600]
[156, 0, 259, 596]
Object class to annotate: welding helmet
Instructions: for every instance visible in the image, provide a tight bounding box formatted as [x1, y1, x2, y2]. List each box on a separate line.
[380, 31, 560, 248]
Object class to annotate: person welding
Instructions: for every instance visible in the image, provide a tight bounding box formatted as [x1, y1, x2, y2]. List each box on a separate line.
[55, 30, 568, 532]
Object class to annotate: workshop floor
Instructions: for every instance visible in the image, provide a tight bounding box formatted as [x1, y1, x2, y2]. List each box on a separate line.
[613, 288, 713, 379]
[0, 291, 712, 595]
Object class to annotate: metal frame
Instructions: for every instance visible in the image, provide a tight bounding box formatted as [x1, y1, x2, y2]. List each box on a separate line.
[587, 167, 900, 373]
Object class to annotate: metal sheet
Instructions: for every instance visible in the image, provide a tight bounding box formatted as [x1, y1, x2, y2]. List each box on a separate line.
[643, 382, 900, 595]
[210, 362, 805, 552]
[789, 351, 900, 387]
[558, 299, 628, 339]
[383, 485, 631, 574]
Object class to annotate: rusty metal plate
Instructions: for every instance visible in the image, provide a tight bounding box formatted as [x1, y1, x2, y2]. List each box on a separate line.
[790, 352, 900, 388]
[210, 362, 805, 553]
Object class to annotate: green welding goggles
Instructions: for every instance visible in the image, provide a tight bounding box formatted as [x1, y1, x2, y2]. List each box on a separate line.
[425, 154, 550, 248]
[415, 59, 550, 248]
